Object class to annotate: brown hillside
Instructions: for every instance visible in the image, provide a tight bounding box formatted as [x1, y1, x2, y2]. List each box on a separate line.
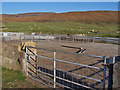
[2, 12, 55, 17]
[2, 11, 118, 23]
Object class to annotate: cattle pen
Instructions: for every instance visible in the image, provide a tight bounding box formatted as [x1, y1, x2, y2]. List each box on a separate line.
[1, 34, 120, 89]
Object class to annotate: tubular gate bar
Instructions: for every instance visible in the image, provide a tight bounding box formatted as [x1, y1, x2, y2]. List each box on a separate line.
[25, 46, 109, 89]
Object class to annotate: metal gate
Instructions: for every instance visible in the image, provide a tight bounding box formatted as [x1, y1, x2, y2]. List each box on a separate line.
[25, 46, 110, 89]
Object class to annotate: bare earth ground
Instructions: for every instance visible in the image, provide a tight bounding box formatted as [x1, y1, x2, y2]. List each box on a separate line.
[34, 40, 119, 88]
[3, 40, 119, 88]
[35, 40, 118, 57]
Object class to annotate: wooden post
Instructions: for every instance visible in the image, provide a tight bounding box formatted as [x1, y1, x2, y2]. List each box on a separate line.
[108, 56, 116, 89]
[108, 64, 113, 89]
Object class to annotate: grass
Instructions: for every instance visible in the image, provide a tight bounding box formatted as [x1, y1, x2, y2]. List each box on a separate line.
[2, 21, 119, 38]
[2, 68, 39, 88]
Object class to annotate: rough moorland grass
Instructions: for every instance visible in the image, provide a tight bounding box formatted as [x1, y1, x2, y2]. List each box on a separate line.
[2, 68, 38, 88]
[2, 21, 119, 37]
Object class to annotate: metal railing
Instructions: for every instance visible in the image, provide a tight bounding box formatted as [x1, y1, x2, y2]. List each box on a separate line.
[25, 46, 108, 89]
[2, 33, 120, 44]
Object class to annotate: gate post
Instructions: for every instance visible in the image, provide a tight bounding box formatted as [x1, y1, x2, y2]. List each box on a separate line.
[53, 50, 56, 88]
[108, 56, 116, 89]
[113, 56, 120, 89]
[103, 56, 107, 89]
[108, 63, 113, 89]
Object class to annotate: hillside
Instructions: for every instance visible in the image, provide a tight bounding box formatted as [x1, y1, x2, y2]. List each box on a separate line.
[2, 11, 118, 24]
[2, 12, 55, 17]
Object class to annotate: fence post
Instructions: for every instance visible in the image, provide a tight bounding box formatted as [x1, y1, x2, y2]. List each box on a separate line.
[25, 46, 28, 76]
[108, 64, 113, 89]
[103, 56, 107, 89]
[59, 37, 61, 41]
[72, 37, 74, 42]
[108, 56, 116, 89]
[113, 56, 120, 88]
[93, 38, 94, 43]
[53, 50, 56, 88]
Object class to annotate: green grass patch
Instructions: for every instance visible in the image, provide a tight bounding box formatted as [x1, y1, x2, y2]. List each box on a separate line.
[2, 68, 38, 88]
[2, 21, 119, 37]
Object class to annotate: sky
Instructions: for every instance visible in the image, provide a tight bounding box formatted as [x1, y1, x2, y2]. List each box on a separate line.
[2, 2, 118, 14]
[1, 0, 120, 2]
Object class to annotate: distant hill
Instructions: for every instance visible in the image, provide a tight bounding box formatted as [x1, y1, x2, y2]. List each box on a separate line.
[2, 12, 55, 17]
[2, 11, 118, 24]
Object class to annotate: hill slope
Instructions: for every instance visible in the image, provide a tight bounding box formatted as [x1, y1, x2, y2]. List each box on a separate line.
[2, 11, 118, 24]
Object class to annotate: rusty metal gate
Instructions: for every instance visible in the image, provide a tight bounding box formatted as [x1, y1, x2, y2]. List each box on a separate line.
[25, 46, 114, 89]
